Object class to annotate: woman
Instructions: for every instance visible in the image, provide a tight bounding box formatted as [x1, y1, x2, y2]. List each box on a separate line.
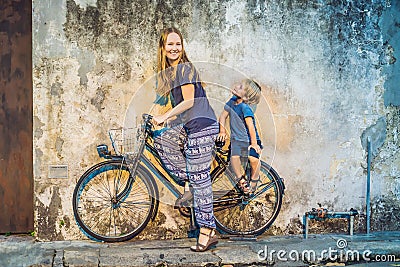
[152, 27, 219, 252]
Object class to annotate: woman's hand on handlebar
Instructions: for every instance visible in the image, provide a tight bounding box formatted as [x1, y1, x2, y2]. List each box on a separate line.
[152, 114, 179, 127]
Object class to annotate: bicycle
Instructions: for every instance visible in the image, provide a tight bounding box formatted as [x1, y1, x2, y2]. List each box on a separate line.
[72, 114, 285, 242]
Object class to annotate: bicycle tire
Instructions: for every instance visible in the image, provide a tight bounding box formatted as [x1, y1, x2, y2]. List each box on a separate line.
[212, 161, 283, 236]
[73, 159, 157, 242]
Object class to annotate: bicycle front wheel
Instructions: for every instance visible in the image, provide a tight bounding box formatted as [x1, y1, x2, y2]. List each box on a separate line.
[73, 159, 156, 242]
[212, 161, 283, 236]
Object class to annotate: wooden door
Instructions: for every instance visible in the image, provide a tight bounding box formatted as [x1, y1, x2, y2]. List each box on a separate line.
[0, 0, 33, 233]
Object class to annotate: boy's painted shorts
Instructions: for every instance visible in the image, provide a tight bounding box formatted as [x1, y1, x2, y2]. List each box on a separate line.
[231, 139, 263, 159]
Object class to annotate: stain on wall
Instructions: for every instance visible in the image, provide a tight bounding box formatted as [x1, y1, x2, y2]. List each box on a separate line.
[33, 0, 400, 240]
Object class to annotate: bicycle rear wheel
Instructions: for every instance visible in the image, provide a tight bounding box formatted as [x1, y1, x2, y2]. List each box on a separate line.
[73, 159, 157, 242]
[212, 161, 283, 236]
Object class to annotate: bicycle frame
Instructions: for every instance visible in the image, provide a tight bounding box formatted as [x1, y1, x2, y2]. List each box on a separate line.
[74, 114, 286, 241]
[135, 114, 233, 201]
[99, 113, 284, 213]
[100, 114, 227, 202]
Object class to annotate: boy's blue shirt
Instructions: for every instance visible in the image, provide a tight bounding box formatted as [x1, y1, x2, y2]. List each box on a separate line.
[224, 96, 260, 142]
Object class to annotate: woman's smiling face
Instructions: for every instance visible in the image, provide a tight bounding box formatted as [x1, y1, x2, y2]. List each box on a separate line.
[165, 32, 182, 66]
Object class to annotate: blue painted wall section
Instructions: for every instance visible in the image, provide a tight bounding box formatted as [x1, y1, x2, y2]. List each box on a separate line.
[381, 1, 400, 106]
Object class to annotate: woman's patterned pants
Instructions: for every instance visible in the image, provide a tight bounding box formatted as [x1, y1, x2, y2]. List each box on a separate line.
[154, 123, 219, 229]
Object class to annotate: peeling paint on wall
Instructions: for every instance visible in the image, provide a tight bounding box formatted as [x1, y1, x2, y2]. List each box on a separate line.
[36, 186, 64, 240]
[90, 85, 110, 112]
[372, 195, 400, 231]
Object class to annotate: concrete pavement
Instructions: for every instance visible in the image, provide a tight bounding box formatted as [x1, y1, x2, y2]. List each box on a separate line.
[0, 231, 399, 267]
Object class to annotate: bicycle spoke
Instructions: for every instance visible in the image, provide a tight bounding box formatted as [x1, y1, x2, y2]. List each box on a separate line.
[82, 187, 112, 202]
[118, 206, 145, 225]
[86, 206, 112, 231]
[122, 200, 152, 206]
[98, 171, 113, 198]
[78, 201, 110, 211]
[114, 161, 127, 196]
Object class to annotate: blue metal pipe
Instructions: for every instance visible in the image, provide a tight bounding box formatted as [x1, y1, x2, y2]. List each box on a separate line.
[366, 136, 371, 234]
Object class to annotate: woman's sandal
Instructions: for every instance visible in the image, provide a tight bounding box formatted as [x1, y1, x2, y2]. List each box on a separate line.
[190, 229, 218, 252]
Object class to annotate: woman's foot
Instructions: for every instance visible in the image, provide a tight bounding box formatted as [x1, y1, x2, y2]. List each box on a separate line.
[190, 228, 218, 252]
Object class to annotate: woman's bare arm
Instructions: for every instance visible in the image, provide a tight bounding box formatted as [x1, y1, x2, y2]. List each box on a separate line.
[153, 83, 195, 124]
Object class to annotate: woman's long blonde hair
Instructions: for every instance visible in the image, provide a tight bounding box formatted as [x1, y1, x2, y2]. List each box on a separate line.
[157, 27, 191, 97]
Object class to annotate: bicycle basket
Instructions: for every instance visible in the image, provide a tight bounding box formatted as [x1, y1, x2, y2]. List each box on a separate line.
[108, 126, 144, 156]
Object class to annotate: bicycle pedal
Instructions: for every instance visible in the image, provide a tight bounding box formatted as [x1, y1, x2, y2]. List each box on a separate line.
[174, 190, 193, 208]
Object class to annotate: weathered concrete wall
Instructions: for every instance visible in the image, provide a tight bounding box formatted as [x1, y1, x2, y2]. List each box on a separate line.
[33, 0, 400, 240]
